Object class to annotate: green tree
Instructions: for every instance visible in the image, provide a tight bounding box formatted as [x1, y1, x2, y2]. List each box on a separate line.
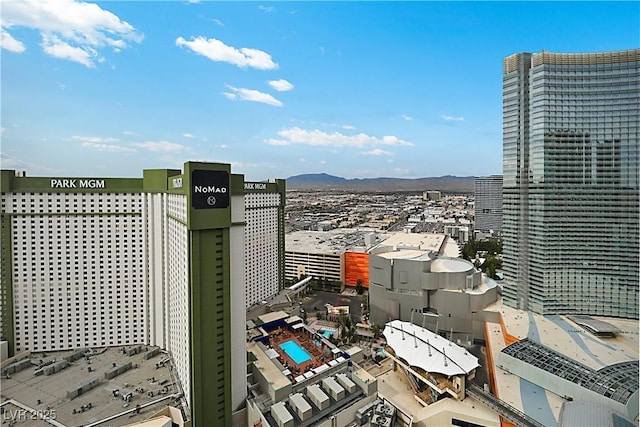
[371, 324, 382, 339]
[355, 279, 365, 295]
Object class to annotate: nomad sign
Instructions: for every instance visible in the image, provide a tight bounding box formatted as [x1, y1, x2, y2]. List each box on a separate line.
[191, 170, 229, 209]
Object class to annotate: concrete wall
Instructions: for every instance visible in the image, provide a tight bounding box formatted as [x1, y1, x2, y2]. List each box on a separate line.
[250, 362, 292, 403]
[351, 369, 377, 396]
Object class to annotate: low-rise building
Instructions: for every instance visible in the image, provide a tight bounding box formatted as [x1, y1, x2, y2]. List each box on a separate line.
[368, 233, 498, 341]
[245, 312, 379, 427]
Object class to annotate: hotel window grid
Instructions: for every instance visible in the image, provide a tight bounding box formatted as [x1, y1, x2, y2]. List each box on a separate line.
[502, 50, 639, 318]
[6, 193, 147, 352]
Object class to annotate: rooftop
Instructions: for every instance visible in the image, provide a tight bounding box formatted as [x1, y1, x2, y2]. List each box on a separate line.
[501, 338, 638, 405]
[374, 232, 446, 254]
[485, 300, 640, 426]
[383, 320, 479, 377]
[430, 257, 473, 273]
[0, 346, 186, 427]
[285, 228, 386, 254]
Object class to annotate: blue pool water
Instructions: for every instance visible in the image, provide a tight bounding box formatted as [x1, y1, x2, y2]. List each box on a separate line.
[320, 329, 333, 338]
[279, 340, 312, 364]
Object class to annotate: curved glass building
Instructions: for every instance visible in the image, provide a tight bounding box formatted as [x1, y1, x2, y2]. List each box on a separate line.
[502, 49, 639, 318]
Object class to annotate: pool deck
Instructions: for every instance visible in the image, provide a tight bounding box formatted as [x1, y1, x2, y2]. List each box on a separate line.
[268, 328, 331, 378]
[279, 341, 312, 364]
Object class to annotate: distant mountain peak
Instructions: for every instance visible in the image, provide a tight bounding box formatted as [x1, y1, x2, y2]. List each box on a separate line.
[286, 173, 474, 193]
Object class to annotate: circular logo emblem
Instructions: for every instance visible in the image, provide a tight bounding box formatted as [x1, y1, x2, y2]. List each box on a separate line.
[207, 196, 216, 206]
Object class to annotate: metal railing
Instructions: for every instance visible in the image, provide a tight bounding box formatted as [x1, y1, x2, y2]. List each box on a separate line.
[467, 384, 546, 427]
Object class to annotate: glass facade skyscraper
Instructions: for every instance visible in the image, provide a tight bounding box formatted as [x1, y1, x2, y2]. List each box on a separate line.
[502, 49, 639, 318]
[474, 175, 503, 232]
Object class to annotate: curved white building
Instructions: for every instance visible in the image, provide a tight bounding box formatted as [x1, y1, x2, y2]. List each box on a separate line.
[368, 234, 498, 340]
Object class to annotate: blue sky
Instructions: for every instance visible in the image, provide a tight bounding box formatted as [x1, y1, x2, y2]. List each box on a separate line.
[1, 1, 638, 180]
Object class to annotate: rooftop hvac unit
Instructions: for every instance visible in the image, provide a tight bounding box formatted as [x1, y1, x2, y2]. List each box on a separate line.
[379, 405, 394, 416]
[371, 414, 392, 427]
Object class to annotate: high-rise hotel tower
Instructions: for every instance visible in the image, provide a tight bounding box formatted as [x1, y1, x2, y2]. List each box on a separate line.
[0, 161, 285, 427]
[502, 49, 639, 318]
[474, 175, 503, 232]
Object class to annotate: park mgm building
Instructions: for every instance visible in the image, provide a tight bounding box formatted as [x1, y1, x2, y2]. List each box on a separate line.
[0, 161, 285, 427]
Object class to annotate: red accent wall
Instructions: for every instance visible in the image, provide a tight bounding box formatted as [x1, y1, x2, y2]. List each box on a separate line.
[344, 252, 370, 287]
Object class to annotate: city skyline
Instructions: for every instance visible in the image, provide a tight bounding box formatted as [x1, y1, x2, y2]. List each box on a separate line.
[2, 1, 639, 181]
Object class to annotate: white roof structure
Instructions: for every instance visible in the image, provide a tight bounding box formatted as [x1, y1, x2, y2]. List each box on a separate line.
[313, 364, 330, 374]
[258, 311, 289, 325]
[383, 320, 478, 377]
[271, 402, 293, 425]
[430, 257, 473, 273]
[265, 348, 279, 359]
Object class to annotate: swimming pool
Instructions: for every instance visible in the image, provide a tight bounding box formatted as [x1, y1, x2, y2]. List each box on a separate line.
[279, 340, 312, 364]
[320, 329, 333, 338]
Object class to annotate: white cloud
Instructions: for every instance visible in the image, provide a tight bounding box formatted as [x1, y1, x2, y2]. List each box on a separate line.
[212, 19, 224, 26]
[81, 141, 136, 152]
[320, 160, 326, 165]
[183, 133, 194, 138]
[122, 130, 145, 138]
[0, 127, 5, 134]
[224, 85, 283, 107]
[363, 148, 392, 156]
[1, 0, 142, 66]
[73, 135, 136, 152]
[1, 29, 26, 52]
[133, 140, 192, 153]
[402, 114, 413, 121]
[440, 114, 464, 122]
[268, 79, 294, 92]
[41, 34, 96, 67]
[230, 161, 258, 168]
[265, 127, 413, 148]
[72, 135, 119, 143]
[342, 125, 356, 130]
[299, 158, 306, 162]
[259, 5, 275, 13]
[176, 36, 277, 70]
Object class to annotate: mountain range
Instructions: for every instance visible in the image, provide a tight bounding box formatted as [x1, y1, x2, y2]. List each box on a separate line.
[286, 173, 476, 193]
